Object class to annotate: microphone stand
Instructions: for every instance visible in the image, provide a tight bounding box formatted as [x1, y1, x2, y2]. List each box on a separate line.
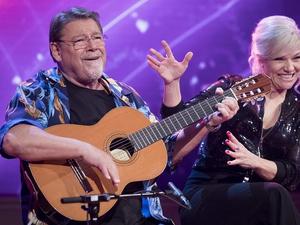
[61, 182, 191, 225]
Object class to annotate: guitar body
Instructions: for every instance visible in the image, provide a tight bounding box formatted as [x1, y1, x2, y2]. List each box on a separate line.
[28, 107, 167, 221]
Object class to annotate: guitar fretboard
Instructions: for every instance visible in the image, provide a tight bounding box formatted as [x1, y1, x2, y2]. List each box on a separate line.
[130, 88, 235, 150]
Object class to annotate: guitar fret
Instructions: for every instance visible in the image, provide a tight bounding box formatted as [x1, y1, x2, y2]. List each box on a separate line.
[185, 110, 194, 124]
[173, 115, 182, 130]
[179, 111, 189, 126]
[193, 104, 206, 119]
[144, 127, 155, 143]
[157, 122, 168, 137]
[211, 96, 220, 105]
[163, 118, 173, 134]
[148, 125, 159, 142]
[191, 106, 201, 119]
[129, 133, 141, 151]
[166, 117, 177, 133]
[152, 123, 163, 140]
[136, 131, 147, 148]
[198, 103, 207, 117]
[134, 133, 143, 150]
[189, 108, 199, 121]
[141, 129, 151, 146]
[204, 99, 214, 114]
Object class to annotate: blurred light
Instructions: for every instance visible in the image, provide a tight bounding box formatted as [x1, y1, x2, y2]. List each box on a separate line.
[12, 75, 22, 85]
[103, 0, 149, 32]
[131, 12, 138, 18]
[135, 19, 149, 33]
[190, 75, 199, 86]
[36, 53, 44, 61]
[198, 61, 206, 70]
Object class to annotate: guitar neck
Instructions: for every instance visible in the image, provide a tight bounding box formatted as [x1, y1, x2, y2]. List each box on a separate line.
[130, 88, 236, 150]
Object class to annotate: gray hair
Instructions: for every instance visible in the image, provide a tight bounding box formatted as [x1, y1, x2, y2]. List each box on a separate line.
[249, 16, 300, 74]
[49, 7, 103, 43]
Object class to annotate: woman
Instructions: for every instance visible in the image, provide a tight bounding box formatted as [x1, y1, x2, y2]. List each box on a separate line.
[148, 16, 300, 225]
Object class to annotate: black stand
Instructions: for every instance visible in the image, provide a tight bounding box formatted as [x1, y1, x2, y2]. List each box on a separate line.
[61, 182, 191, 225]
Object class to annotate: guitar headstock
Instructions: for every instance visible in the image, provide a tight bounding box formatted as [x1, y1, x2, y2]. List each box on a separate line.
[232, 74, 271, 102]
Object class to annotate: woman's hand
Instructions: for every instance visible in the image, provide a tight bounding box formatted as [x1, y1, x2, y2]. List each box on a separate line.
[224, 131, 260, 169]
[225, 131, 277, 180]
[206, 88, 239, 128]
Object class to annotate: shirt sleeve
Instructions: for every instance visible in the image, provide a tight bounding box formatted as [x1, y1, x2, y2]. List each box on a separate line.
[0, 85, 49, 158]
[160, 101, 185, 119]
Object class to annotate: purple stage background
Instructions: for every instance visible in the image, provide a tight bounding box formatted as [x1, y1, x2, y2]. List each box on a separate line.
[0, 0, 298, 195]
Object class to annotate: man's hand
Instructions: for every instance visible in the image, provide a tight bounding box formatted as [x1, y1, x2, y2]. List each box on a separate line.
[81, 144, 120, 187]
[147, 40, 193, 85]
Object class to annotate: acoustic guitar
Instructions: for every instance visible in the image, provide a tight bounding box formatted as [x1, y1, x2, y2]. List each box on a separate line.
[27, 74, 271, 221]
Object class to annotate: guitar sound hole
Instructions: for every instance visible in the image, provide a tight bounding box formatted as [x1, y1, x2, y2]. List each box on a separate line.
[109, 137, 135, 161]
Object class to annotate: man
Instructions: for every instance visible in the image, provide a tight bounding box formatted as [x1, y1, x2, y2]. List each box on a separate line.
[0, 7, 238, 225]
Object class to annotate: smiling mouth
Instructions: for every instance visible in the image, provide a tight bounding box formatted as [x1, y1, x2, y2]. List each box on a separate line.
[84, 56, 100, 61]
[278, 73, 296, 80]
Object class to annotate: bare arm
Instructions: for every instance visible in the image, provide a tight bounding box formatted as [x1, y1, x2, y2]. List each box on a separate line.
[3, 124, 120, 186]
[147, 40, 193, 107]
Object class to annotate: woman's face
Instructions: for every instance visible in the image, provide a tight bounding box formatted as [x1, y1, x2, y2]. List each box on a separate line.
[261, 46, 300, 91]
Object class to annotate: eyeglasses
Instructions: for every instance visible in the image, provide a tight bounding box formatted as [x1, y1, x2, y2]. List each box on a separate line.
[57, 34, 106, 50]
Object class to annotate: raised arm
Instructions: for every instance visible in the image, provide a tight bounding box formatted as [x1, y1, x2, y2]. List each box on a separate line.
[147, 40, 193, 107]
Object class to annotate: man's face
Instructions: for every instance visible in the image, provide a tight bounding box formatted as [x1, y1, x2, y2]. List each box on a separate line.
[51, 19, 106, 88]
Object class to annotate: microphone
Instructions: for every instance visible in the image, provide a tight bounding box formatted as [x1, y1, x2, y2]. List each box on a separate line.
[167, 182, 192, 210]
[61, 193, 112, 204]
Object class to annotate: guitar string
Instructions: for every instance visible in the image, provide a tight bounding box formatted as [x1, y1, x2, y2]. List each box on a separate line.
[109, 80, 269, 151]
[108, 91, 232, 152]
[68, 159, 92, 192]
[109, 91, 233, 152]
[109, 81, 266, 155]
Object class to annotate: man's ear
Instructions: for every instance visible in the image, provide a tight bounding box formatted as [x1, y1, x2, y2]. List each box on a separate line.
[50, 42, 62, 62]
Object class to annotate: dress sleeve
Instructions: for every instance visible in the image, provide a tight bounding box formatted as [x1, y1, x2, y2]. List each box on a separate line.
[272, 144, 300, 191]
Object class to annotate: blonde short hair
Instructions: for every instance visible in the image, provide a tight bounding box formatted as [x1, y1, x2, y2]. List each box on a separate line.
[249, 16, 300, 74]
